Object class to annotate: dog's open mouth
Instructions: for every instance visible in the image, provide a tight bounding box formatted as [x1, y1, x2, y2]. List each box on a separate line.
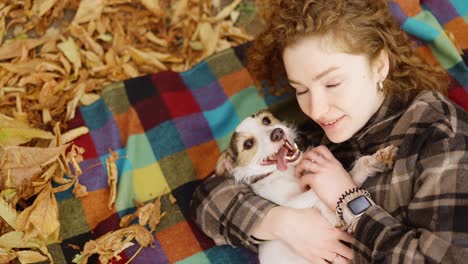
[260, 140, 301, 171]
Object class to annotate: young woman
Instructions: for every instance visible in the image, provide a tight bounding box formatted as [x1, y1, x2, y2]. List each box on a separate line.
[191, 0, 468, 263]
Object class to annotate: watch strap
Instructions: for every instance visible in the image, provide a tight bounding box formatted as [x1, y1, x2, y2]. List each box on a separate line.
[343, 195, 375, 233]
[336, 187, 375, 232]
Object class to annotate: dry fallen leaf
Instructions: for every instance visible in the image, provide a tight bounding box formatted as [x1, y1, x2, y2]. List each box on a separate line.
[0, 126, 54, 146]
[0, 145, 68, 189]
[73, 0, 105, 24]
[169, 194, 177, 204]
[148, 196, 163, 232]
[137, 203, 154, 227]
[32, 0, 59, 17]
[17, 185, 60, 243]
[199, 22, 218, 58]
[0, 28, 60, 61]
[106, 149, 118, 209]
[0, 197, 17, 229]
[74, 225, 154, 264]
[140, 0, 163, 17]
[16, 250, 49, 264]
[119, 194, 167, 232]
[206, 0, 242, 23]
[57, 37, 82, 77]
[0, 113, 54, 147]
[73, 182, 88, 198]
[119, 214, 137, 228]
[61, 126, 90, 144]
[0, 249, 17, 263]
[0, 231, 40, 249]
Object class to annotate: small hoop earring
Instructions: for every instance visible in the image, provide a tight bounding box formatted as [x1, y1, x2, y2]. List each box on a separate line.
[378, 81, 384, 92]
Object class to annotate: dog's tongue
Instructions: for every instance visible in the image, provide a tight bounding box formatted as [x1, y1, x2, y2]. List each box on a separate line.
[276, 147, 288, 171]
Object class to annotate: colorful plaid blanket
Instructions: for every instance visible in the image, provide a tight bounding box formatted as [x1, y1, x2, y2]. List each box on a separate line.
[53, 1, 467, 263]
[389, 0, 467, 108]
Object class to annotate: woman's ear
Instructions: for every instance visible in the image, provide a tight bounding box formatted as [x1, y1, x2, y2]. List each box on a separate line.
[372, 49, 390, 81]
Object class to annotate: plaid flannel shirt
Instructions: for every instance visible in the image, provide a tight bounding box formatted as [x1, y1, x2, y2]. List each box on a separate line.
[191, 90, 468, 263]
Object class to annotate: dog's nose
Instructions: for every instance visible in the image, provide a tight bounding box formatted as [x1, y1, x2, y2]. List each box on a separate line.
[270, 128, 284, 142]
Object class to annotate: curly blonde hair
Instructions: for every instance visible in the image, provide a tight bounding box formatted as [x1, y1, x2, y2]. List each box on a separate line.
[247, 0, 448, 103]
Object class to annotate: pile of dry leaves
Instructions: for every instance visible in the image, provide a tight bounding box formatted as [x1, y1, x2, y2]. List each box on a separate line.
[0, 118, 89, 263]
[0, 0, 258, 263]
[0, 0, 254, 128]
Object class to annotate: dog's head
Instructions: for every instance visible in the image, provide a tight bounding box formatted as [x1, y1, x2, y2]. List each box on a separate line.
[216, 110, 301, 184]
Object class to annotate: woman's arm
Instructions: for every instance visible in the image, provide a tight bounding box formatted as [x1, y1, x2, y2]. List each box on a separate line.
[353, 131, 468, 263]
[191, 173, 354, 263]
[190, 174, 277, 251]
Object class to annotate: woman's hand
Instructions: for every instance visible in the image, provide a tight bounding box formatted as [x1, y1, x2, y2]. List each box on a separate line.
[296, 145, 357, 211]
[254, 206, 353, 263]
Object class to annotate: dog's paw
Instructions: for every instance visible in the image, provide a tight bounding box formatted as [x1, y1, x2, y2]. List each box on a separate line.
[371, 145, 398, 172]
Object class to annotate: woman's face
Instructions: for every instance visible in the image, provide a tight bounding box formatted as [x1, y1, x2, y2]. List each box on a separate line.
[283, 34, 388, 143]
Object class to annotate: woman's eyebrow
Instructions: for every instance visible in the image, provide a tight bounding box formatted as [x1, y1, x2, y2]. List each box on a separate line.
[288, 66, 340, 85]
[288, 79, 302, 85]
[313, 66, 340, 80]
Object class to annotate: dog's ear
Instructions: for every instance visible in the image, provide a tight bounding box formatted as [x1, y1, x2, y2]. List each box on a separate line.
[215, 149, 235, 176]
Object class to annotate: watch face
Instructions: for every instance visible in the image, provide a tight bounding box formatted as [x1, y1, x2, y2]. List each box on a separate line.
[347, 196, 371, 215]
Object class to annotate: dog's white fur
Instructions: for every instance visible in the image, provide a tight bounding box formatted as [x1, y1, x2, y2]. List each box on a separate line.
[216, 110, 397, 264]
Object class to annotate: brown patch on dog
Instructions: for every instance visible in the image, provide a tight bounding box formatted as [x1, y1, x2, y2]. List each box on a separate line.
[234, 133, 258, 167]
[252, 111, 281, 126]
[215, 130, 260, 175]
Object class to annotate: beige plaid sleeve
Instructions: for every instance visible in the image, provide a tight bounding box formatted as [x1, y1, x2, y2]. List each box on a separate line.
[191, 174, 277, 252]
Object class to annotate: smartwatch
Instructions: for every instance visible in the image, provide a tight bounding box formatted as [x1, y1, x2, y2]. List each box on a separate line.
[336, 188, 375, 233]
[347, 195, 373, 217]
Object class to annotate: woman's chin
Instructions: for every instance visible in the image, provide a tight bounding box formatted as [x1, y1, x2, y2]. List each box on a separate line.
[325, 131, 353, 143]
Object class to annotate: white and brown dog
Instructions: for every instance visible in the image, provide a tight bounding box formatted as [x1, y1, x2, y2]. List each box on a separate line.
[215, 110, 397, 264]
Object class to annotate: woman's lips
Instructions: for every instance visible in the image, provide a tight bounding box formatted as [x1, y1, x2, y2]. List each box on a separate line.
[319, 116, 344, 127]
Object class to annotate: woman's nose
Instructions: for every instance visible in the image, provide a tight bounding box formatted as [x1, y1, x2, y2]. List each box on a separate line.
[270, 128, 284, 142]
[309, 92, 329, 119]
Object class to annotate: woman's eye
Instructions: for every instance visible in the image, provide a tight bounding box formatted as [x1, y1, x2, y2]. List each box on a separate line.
[296, 90, 309, 96]
[326, 82, 341, 88]
[243, 139, 254, 150]
[262, 117, 271, 125]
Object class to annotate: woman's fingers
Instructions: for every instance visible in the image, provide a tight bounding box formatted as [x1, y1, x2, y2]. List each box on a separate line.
[309, 257, 328, 264]
[334, 240, 354, 260]
[296, 146, 335, 177]
[322, 252, 350, 264]
[336, 229, 354, 243]
[296, 159, 319, 177]
[312, 145, 335, 161]
[303, 150, 325, 164]
[323, 251, 337, 262]
[334, 254, 351, 264]
[297, 173, 316, 189]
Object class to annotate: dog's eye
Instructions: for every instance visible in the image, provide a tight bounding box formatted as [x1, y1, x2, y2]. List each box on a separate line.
[262, 117, 271, 125]
[243, 139, 254, 150]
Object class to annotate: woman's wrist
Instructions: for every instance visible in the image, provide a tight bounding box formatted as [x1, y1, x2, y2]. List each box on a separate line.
[251, 206, 288, 241]
[336, 187, 375, 233]
[328, 183, 358, 212]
